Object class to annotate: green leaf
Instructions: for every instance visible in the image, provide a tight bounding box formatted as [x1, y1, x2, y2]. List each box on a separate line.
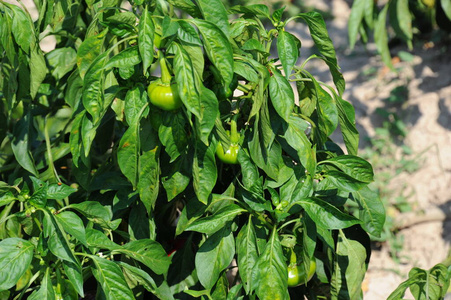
[374, 5, 395, 70]
[319, 155, 374, 183]
[124, 84, 148, 127]
[138, 7, 154, 74]
[55, 211, 87, 246]
[69, 201, 112, 225]
[10, 4, 36, 54]
[296, 11, 338, 66]
[82, 51, 109, 126]
[113, 239, 171, 275]
[331, 231, 367, 300]
[277, 30, 299, 78]
[158, 111, 188, 162]
[0, 192, 15, 208]
[336, 96, 359, 155]
[105, 46, 141, 70]
[197, 0, 230, 36]
[193, 139, 217, 205]
[43, 211, 79, 265]
[441, 0, 451, 20]
[348, 0, 366, 49]
[317, 84, 338, 137]
[76, 29, 107, 79]
[387, 264, 450, 300]
[89, 255, 136, 300]
[285, 120, 316, 176]
[269, 67, 294, 122]
[172, 42, 201, 118]
[190, 19, 234, 88]
[352, 186, 385, 237]
[86, 228, 122, 250]
[62, 260, 84, 297]
[28, 268, 56, 300]
[186, 204, 245, 234]
[29, 46, 47, 100]
[12, 113, 38, 176]
[138, 146, 160, 212]
[118, 125, 139, 187]
[167, 235, 198, 295]
[46, 47, 77, 80]
[0, 238, 34, 290]
[294, 198, 361, 230]
[389, 0, 412, 48]
[47, 183, 77, 200]
[197, 86, 219, 145]
[236, 218, 259, 293]
[230, 4, 270, 19]
[161, 152, 191, 202]
[253, 227, 289, 300]
[195, 226, 235, 289]
[167, 0, 202, 18]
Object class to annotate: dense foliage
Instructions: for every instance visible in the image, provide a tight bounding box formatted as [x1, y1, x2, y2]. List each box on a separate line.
[0, 0, 387, 299]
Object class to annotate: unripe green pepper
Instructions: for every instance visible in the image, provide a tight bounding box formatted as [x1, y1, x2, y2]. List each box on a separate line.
[216, 117, 240, 164]
[147, 53, 182, 111]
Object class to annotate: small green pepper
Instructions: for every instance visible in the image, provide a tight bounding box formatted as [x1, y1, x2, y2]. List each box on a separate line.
[147, 53, 182, 111]
[216, 117, 240, 164]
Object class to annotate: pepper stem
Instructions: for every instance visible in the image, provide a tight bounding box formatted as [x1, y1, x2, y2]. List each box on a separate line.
[230, 115, 239, 144]
[159, 52, 172, 85]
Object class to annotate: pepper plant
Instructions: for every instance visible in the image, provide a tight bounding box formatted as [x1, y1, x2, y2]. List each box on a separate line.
[0, 0, 385, 299]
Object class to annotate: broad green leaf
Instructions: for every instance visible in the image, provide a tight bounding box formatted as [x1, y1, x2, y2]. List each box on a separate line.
[193, 139, 217, 205]
[29, 181, 48, 208]
[82, 51, 109, 126]
[331, 231, 367, 300]
[285, 121, 316, 176]
[43, 211, 79, 265]
[336, 96, 359, 155]
[86, 228, 122, 250]
[29, 46, 47, 100]
[191, 19, 234, 88]
[105, 46, 141, 70]
[0, 238, 34, 290]
[172, 42, 201, 118]
[138, 7, 154, 74]
[374, 5, 394, 70]
[441, 0, 451, 20]
[269, 67, 294, 122]
[197, 0, 230, 36]
[323, 170, 368, 192]
[167, 0, 202, 18]
[123, 84, 148, 127]
[296, 11, 338, 66]
[236, 218, 259, 293]
[28, 268, 56, 300]
[234, 61, 259, 83]
[387, 264, 450, 300]
[118, 125, 139, 187]
[242, 39, 266, 53]
[238, 149, 263, 195]
[158, 111, 188, 162]
[69, 201, 112, 224]
[167, 235, 198, 295]
[89, 255, 136, 300]
[197, 85, 219, 145]
[230, 4, 270, 19]
[277, 30, 299, 78]
[10, 4, 35, 54]
[0, 192, 15, 208]
[76, 30, 107, 79]
[319, 155, 374, 183]
[55, 211, 87, 246]
[46, 47, 77, 80]
[177, 21, 202, 46]
[62, 260, 84, 297]
[186, 204, 245, 234]
[162, 152, 191, 202]
[12, 113, 38, 176]
[47, 183, 77, 200]
[138, 146, 160, 212]
[294, 198, 361, 229]
[253, 227, 289, 300]
[348, 0, 366, 49]
[113, 239, 171, 275]
[352, 186, 385, 237]
[389, 0, 412, 48]
[195, 226, 235, 289]
[317, 84, 338, 137]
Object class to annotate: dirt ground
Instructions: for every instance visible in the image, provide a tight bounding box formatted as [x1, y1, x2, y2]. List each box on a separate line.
[288, 0, 451, 298]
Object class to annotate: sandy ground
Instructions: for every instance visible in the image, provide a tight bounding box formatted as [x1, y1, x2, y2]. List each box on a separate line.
[288, 0, 451, 298]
